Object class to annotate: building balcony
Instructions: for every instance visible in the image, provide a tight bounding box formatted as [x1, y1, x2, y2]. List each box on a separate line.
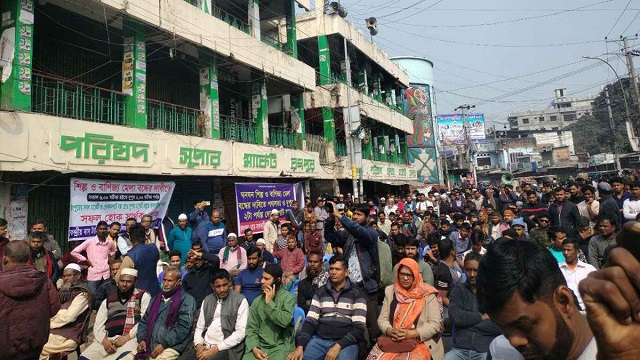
[269, 125, 302, 150]
[147, 99, 200, 136]
[32, 73, 126, 126]
[220, 115, 259, 144]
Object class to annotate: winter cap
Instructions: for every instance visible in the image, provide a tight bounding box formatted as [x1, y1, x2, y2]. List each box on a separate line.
[511, 218, 526, 228]
[598, 181, 612, 193]
[264, 263, 283, 279]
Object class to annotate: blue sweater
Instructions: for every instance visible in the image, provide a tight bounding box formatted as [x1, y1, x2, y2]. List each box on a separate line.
[203, 222, 227, 254]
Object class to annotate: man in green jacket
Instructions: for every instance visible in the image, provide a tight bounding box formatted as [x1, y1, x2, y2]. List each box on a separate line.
[243, 263, 295, 360]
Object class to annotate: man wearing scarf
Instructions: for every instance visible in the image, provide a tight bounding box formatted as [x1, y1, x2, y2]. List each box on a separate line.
[128, 267, 196, 360]
[218, 233, 247, 278]
[80, 268, 151, 360]
[40, 263, 92, 360]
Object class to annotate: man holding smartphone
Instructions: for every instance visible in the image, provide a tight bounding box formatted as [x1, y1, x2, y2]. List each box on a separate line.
[324, 200, 382, 344]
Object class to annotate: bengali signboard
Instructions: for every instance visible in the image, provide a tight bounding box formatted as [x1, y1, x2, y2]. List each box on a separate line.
[437, 113, 486, 145]
[68, 178, 175, 241]
[235, 183, 297, 234]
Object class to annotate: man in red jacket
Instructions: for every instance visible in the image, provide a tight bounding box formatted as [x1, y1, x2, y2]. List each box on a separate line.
[0, 241, 60, 360]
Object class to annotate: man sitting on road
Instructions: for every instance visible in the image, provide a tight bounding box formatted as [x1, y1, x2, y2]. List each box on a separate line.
[287, 255, 366, 360]
[79, 268, 151, 360]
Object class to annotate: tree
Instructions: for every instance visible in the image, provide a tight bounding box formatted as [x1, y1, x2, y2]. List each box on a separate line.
[568, 78, 638, 155]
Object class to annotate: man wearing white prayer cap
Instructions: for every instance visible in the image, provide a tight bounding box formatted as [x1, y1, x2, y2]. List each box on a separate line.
[218, 232, 247, 278]
[80, 265, 151, 360]
[40, 263, 92, 359]
[167, 213, 193, 267]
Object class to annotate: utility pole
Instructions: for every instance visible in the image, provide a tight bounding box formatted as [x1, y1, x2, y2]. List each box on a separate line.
[622, 37, 640, 116]
[343, 37, 359, 200]
[605, 86, 622, 172]
[455, 104, 476, 187]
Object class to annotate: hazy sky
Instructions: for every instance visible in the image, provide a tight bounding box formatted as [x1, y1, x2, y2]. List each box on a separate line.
[338, 0, 640, 128]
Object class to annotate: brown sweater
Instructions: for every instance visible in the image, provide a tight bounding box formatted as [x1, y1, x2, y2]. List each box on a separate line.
[0, 264, 61, 359]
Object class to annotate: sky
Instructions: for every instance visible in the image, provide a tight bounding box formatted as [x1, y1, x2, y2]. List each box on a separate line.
[337, 0, 640, 128]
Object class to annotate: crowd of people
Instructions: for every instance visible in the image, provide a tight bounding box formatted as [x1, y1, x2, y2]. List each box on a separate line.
[1, 174, 640, 360]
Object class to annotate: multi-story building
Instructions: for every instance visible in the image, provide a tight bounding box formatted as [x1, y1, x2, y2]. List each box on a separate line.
[295, 6, 421, 193]
[507, 89, 595, 131]
[0, 0, 429, 243]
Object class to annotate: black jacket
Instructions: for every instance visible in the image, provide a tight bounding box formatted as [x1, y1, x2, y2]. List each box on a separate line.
[598, 195, 621, 228]
[549, 200, 581, 238]
[449, 282, 502, 353]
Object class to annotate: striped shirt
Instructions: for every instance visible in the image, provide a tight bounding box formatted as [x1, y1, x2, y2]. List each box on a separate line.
[297, 278, 367, 349]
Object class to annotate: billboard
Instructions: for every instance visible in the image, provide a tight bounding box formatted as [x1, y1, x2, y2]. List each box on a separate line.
[437, 113, 486, 145]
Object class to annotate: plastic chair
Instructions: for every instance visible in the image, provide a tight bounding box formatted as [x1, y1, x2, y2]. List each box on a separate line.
[322, 253, 334, 263]
[273, 257, 279, 264]
[293, 306, 306, 334]
[289, 278, 301, 297]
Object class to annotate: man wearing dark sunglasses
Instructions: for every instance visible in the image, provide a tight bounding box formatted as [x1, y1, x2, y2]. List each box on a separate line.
[529, 212, 553, 249]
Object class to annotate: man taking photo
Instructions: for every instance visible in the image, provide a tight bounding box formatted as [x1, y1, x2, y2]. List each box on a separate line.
[325, 200, 381, 343]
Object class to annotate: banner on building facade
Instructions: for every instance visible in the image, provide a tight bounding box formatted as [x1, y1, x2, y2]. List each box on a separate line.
[235, 182, 298, 234]
[68, 178, 175, 242]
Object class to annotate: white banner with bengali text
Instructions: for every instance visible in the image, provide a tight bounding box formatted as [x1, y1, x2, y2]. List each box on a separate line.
[68, 178, 175, 242]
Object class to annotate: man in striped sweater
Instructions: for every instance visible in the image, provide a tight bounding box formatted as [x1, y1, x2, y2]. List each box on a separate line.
[287, 255, 367, 360]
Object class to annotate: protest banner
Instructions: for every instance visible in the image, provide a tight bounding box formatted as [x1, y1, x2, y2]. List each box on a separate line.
[235, 182, 297, 234]
[68, 178, 175, 241]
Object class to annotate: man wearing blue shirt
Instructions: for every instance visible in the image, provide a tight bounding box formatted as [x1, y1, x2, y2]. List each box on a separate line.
[233, 246, 264, 305]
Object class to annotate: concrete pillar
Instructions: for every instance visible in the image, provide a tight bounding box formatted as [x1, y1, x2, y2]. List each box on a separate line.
[318, 35, 331, 85]
[322, 107, 335, 142]
[0, 0, 34, 111]
[293, 93, 305, 140]
[251, 70, 268, 144]
[374, 75, 382, 102]
[199, 0, 212, 14]
[248, 0, 261, 39]
[123, 20, 147, 128]
[199, 57, 220, 138]
[358, 69, 368, 95]
[285, 0, 298, 59]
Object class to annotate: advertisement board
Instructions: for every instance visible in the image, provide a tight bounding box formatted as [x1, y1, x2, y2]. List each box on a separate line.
[437, 113, 486, 145]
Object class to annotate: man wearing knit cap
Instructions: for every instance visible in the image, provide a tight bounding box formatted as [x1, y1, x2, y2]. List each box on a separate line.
[244, 263, 296, 360]
[80, 268, 151, 360]
[40, 263, 93, 359]
[167, 214, 192, 267]
[219, 233, 247, 278]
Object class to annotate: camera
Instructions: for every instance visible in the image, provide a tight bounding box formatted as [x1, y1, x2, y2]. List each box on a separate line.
[321, 193, 337, 213]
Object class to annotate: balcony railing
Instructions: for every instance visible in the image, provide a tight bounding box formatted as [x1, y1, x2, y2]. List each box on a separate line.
[335, 140, 348, 157]
[220, 115, 258, 144]
[183, 0, 251, 34]
[32, 73, 126, 125]
[269, 125, 301, 149]
[306, 134, 331, 163]
[261, 35, 283, 51]
[147, 99, 199, 135]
